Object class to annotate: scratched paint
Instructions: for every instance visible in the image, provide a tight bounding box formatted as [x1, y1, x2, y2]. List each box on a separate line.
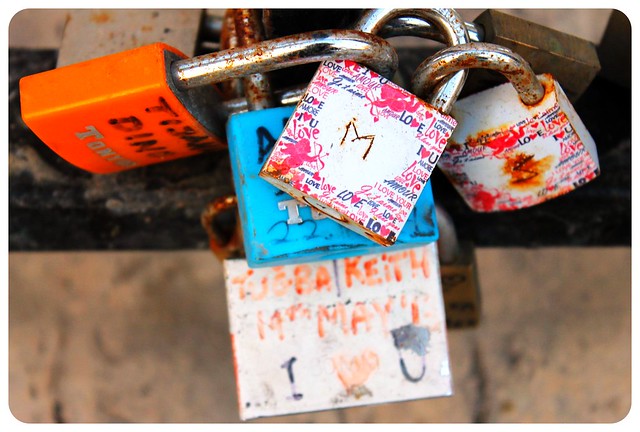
[439, 74, 600, 212]
[223, 244, 451, 420]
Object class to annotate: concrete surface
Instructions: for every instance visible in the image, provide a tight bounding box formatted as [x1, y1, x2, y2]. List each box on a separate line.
[6, 7, 634, 426]
[8, 248, 631, 423]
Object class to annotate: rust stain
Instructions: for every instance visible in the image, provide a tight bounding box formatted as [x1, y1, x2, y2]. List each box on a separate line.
[339, 119, 376, 160]
[502, 152, 554, 189]
[519, 74, 554, 108]
[91, 12, 111, 24]
[261, 163, 292, 183]
[140, 25, 153, 32]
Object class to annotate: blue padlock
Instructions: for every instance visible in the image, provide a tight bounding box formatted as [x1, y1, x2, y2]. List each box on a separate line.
[227, 105, 439, 268]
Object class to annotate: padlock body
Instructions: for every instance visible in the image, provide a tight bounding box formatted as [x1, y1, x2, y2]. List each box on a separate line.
[228, 106, 439, 268]
[259, 60, 457, 246]
[439, 242, 481, 329]
[439, 74, 600, 212]
[224, 243, 451, 420]
[19, 43, 226, 174]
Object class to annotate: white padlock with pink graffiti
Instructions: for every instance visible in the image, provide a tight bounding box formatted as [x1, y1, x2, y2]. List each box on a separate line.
[438, 73, 600, 212]
[260, 59, 457, 246]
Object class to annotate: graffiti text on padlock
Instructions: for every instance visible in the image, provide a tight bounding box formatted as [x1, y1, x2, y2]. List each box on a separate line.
[278, 199, 328, 224]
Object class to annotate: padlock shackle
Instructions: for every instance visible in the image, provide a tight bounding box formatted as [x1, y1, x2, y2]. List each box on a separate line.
[223, 84, 306, 116]
[201, 195, 245, 261]
[413, 42, 546, 106]
[379, 16, 483, 43]
[171, 29, 398, 90]
[354, 8, 470, 114]
[232, 9, 274, 111]
[219, 9, 245, 101]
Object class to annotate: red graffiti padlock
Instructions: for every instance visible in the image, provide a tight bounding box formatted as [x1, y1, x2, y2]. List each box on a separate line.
[259, 8, 471, 247]
[414, 42, 600, 212]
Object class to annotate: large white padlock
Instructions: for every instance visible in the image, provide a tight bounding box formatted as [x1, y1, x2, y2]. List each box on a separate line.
[223, 243, 451, 420]
[414, 42, 600, 212]
[259, 9, 471, 247]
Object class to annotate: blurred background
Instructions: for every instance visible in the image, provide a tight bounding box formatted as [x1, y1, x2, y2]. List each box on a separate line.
[8, 8, 631, 424]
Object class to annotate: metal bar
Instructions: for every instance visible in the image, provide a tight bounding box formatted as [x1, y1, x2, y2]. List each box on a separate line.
[353, 8, 470, 114]
[233, 8, 274, 111]
[413, 42, 545, 106]
[170, 29, 398, 90]
[381, 16, 483, 43]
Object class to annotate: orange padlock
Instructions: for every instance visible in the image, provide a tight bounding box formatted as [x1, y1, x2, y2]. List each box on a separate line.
[21, 30, 398, 174]
[19, 43, 227, 174]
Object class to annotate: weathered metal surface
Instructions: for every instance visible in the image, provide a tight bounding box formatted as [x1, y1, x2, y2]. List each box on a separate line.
[233, 9, 274, 111]
[171, 29, 398, 90]
[414, 42, 545, 106]
[228, 106, 439, 267]
[260, 59, 456, 246]
[8, 10, 630, 250]
[354, 8, 470, 114]
[224, 243, 452, 419]
[218, 9, 243, 100]
[468, 9, 601, 102]
[440, 73, 599, 212]
[56, 9, 204, 67]
[380, 16, 483, 43]
[223, 85, 306, 115]
[201, 195, 244, 261]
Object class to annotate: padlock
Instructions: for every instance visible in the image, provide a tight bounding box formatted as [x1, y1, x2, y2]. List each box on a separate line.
[228, 104, 440, 268]
[19, 28, 397, 174]
[435, 205, 481, 329]
[414, 42, 600, 212]
[259, 8, 470, 247]
[223, 243, 452, 420]
[225, 13, 440, 267]
[20, 42, 227, 173]
[469, 10, 601, 102]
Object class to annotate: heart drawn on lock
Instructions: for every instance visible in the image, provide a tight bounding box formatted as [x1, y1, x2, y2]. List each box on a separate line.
[332, 349, 380, 397]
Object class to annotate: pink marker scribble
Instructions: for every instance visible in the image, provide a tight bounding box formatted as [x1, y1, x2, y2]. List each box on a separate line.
[269, 138, 322, 178]
[370, 86, 422, 114]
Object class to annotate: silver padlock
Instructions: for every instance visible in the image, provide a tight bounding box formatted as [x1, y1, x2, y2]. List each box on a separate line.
[259, 8, 470, 247]
[414, 42, 600, 212]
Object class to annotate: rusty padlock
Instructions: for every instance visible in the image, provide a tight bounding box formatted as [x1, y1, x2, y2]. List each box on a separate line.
[259, 8, 470, 247]
[414, 42, 600, 212]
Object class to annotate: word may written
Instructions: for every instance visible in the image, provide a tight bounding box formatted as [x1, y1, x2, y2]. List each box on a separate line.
[256, 293, 433, 341]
